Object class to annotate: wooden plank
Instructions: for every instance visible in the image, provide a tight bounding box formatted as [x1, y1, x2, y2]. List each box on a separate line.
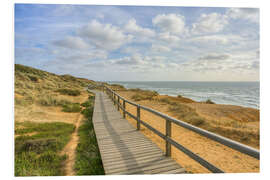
[91, 90, 185, 175]
[101, 151, 162, 164]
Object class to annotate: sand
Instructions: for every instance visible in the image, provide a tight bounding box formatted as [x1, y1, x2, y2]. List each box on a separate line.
[115, 90, 259, 173]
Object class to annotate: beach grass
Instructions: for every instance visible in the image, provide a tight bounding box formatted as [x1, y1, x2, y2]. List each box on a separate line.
[74, 96, 105, 175]
[15, 122, 75, 176]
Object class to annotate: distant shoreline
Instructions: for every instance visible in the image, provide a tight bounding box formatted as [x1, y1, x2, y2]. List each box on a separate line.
[107, 81, 260, 110]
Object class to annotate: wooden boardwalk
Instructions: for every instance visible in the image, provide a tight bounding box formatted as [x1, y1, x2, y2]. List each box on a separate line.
[92, 91, 185, 175]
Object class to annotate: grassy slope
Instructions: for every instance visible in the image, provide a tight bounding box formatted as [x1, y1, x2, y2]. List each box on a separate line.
[15, 64, 95, 107]
[14, 64, 100, 176]
[15, 122, 75, 176]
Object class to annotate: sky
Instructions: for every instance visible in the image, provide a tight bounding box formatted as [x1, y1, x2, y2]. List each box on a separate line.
[15, 4, 260, 81]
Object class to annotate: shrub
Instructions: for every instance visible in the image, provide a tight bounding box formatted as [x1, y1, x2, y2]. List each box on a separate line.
[28, 75, 38, 82]
[38, 95, 71, 106]
[169, 103, 205, 127]
[15, 122, 75, 176]
[110, 84, 125, 90]
[160, 98, 171, 104]
[62, 103, 81, 112]
[56, 88, 81, 96]
[205, 99, 215, 104]
[61, 74, 77, 82]
[177, 94, 182, 98]
[131, 90, 158, 101]
[81, 101, 92, 108]
[15, 64, 47, 78]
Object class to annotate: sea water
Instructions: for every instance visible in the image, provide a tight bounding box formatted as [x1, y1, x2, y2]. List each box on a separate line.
[108, 81, 260, 109]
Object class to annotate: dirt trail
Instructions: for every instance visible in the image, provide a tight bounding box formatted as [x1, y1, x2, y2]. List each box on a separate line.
[61, 112, 83, 176]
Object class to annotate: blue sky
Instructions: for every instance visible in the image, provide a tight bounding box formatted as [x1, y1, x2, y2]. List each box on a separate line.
[15, 4, 259, 81]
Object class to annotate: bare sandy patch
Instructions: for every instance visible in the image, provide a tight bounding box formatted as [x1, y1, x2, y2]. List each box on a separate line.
[15, 92, 89, 124]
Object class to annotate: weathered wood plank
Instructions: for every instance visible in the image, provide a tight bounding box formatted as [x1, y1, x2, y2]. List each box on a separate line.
[91, 90, 185, 175]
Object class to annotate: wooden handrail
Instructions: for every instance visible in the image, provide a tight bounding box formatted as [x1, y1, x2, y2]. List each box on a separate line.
[102, 85, 260, 173]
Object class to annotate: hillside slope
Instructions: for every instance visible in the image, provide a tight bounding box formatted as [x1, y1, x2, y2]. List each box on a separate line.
[14, 64, 96, 124]
[14, 64, 100, 176]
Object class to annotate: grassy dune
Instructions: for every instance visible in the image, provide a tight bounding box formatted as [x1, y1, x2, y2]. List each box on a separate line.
[14, 64, 102, 176]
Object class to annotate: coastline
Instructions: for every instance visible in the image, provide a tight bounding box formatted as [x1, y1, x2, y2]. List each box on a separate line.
[108, 81, 260, 110]
[106, 83, 259, 173]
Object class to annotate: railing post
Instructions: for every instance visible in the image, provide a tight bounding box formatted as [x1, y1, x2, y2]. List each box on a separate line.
[137, 105, 141, 130]
[123, 100, 126, 118]
[166, 119, 172, 156]
[117, 96, 120, 111]
[113, 93, 116, 105]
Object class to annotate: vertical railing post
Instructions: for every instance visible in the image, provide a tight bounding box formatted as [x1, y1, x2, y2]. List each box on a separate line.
[165, 119, 172, 156]
[117, 96, 120, 111]
[123, 100, 126, 118]
[113, 93, 116, 105]
[111, 91, 113, 100]
[110, 89, 112, 99]
[137, 105, 141, 130]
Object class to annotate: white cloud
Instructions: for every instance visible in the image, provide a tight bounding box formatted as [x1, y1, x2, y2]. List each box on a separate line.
[121, 46, 140, 54]
[151, 44, 171, 53]
[113, 54, 146, 66]
[192, 13, 228, 34]
[226, 8, 259, 23]
[157, 32, 180, 43]
[153, 14, 186, 34]
[124, 18, 155, 37]
[198, 53, 230, 61]
[56, 50, 108, 62]
[190, 35, 228, 45]
[77, 20, 132, 51]
[189, 34, 244, 47]
[53, 36, 91, 50]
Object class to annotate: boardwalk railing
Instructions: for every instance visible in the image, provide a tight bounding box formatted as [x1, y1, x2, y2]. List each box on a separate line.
[102, 85, 260, 173]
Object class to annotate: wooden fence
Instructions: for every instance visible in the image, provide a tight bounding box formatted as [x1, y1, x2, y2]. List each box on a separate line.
[103, 85, 260, 173]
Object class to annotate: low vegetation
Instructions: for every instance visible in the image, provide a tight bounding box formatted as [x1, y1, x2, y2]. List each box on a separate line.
[177, 94, 182, 98]
[74, 96, 105, 175]
[205, 99, 215, 104]
[37, 94, 71, 107]
[109, 84, 126, 90]
[56, 88, 81, 96]
[116, 86, 259, 148]
[168, 102, 205, 126]
[15, 122, 75, 176]
[131, 89, 159, 101]
[62, 103, 81, 113]
[14, 64, 99, 176]
[15, 64, 94, 108]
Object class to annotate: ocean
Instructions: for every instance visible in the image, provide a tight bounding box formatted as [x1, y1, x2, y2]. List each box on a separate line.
[108, 81, 260, 109]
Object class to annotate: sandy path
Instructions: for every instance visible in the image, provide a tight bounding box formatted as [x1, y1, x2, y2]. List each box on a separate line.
[61, 112, 83, 176]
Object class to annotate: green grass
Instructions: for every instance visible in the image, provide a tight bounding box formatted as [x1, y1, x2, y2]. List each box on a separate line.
[62, 103, 81, 112]
[38, 95, 71, 106]
[74, 96, 105, 175]
[56, 88, 81, 96]
[15, 122, 75, 176]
